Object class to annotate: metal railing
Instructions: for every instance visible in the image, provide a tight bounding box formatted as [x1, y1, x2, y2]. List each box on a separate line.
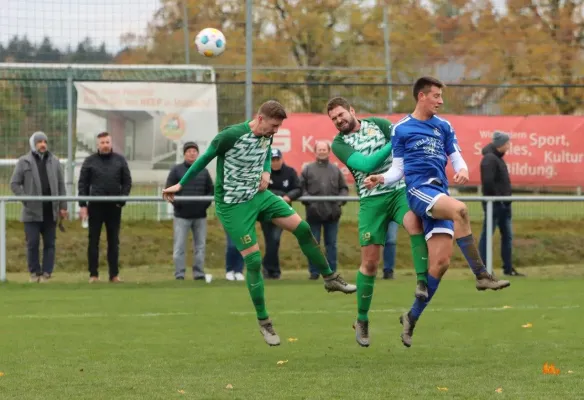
[1, 195, 583, 282]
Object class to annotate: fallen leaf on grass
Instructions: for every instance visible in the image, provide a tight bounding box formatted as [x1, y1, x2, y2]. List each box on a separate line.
[437, 387, 448, 391]
[522, 323, 533, 328]
[495, 388, 503, 393]
[502, 305, 512, 309]
[568, 370, 574, 374]
[277, 360, 289, 365]
[177, 390, 185, 394]
[287, 337, 298, 342]
[225, 384, 234, 389]
[0, 372, 4, 377]
[543, 362, 561, 375]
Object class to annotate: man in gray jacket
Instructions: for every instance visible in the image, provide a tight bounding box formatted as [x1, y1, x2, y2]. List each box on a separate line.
[301, 141, 349, 279]
[10, 132, 68, 282]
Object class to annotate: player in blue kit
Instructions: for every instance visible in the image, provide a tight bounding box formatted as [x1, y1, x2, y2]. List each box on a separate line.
[364, 76, 510, 347]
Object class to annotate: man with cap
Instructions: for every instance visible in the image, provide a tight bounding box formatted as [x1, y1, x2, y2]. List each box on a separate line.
[479, 131, 523, 277]
[10, 131, 68, 282]
[259, 148, 301, 279]
[165, 141, 214, 280]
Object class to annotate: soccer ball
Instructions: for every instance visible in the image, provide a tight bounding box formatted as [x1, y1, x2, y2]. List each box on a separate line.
[195, 28, 226, 58]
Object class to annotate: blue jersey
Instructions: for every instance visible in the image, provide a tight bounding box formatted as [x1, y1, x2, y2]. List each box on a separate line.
[391, 114, 461, 189]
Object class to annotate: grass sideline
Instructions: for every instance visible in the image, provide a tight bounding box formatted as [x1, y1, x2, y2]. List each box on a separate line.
[4, 217, 584, 274]
[0, 273, 582, 399]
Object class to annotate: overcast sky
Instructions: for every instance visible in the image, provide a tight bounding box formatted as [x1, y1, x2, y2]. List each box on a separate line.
[1, 0, 507, 52]
[0, 0, 160, 51]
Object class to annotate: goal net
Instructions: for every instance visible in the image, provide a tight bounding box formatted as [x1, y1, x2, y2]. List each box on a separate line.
[0, 63, 218, 221]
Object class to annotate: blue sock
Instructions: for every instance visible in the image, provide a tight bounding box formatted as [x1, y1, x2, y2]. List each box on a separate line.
[456, 234, 487, 276]
[410, 274, 441, 321]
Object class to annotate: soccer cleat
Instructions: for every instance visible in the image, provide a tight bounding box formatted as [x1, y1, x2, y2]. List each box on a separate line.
[110, 276, 123, 283]
[476, 271, 511, 291]
[399, 311, 416, 348]
[234, 272, 245, 281]
[258, 318, 280, 346]
[225, 271, 235, 281]
[29, 274, 40, 283]
[353, 320, 370, 347]
[323, 272, 357, 294]
[415, 280, 428, 301]
[88, 276, 99, 284]
[39, 273, 51, 283]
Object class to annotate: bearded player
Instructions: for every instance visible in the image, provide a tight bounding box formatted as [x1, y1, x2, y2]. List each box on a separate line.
[328, 96, 429, 348]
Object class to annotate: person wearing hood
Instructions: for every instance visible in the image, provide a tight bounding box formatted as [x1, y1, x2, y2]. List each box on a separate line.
[479, 131, 524, 277]
[10, 131, 68, 282]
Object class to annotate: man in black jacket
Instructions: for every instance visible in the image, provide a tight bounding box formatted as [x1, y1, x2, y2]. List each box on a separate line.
[479, 131, 524, 277]
[166, 142, 214, 280]
[260, 148, 301, 279]
[78, 131, 132, 283]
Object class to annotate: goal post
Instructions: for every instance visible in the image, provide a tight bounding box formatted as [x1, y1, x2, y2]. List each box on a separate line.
[0, 63, 218, 221]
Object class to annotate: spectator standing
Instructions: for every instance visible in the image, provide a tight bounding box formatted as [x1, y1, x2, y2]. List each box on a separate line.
[166, 142, 214, 280]
[10, 132, 68, 282]
[479, 131, 524, 277]
[260, 148, 301, 279]
[78, 132, 132, 283]
[300, 141, 349, 279]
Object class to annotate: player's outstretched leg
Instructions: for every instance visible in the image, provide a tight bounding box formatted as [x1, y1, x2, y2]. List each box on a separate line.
[292, 220, 357, 294]
[352, 246, 379, 347]
[432, 195, 510, 291]
[244, 251, 280, 346]
[401, 211, 430, 301]
[400, 234, 450, 348]
[409, 233, 429, 301]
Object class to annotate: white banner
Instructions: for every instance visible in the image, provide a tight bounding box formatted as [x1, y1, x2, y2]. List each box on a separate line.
[74, 81, 219, 183]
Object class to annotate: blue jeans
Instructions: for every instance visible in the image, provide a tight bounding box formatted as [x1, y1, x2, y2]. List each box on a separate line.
[225, 232, 244, 274]
[479, 202, 513, 273]
[260, 221, 283, 278]
[383, 221, 399, 273]
[308, 220, 339, 276]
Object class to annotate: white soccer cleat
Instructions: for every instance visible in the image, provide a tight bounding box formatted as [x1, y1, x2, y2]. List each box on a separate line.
[225, 271, 235, 281]
[234, 272, 245, 281]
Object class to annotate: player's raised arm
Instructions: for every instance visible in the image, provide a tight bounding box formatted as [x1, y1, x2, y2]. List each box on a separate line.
[443, 121, 469, 184]
[162, 142, 218, 201]
[332, 136, 392, 173]
[379, 125, 406, 186]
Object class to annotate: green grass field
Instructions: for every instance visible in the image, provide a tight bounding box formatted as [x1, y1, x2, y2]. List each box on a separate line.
[0, 267, 582, 399]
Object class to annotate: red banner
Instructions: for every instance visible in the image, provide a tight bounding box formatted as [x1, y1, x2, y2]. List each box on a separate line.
[273, 113, 584, 187]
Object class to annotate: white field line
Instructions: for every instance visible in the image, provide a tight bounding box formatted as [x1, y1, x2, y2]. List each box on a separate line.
[1, 305, 579, 320]
[230, 304, 580, 316]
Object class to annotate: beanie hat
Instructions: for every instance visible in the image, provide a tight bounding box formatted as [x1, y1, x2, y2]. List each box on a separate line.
[29, 131, 48, 152]
[183, 141, 199, 154]
[492, 131, 510, 148]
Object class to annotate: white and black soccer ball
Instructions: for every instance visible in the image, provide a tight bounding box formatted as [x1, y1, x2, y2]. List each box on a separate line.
[195, 28, 226, 58]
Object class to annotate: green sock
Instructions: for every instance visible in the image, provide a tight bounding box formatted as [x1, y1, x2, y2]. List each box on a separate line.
[293, 220, 334, 277]
[410, 234, 429, 284]
[357, 271, 375, 321]
[244, 251, 268, 320]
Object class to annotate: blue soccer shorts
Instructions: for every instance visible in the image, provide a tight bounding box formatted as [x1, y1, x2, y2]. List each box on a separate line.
[406, 182, 455, 241]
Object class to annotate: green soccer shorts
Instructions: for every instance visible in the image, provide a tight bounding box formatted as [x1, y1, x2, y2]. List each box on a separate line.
[216, 190, 296, 251]
[358, 188, 410, 247]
